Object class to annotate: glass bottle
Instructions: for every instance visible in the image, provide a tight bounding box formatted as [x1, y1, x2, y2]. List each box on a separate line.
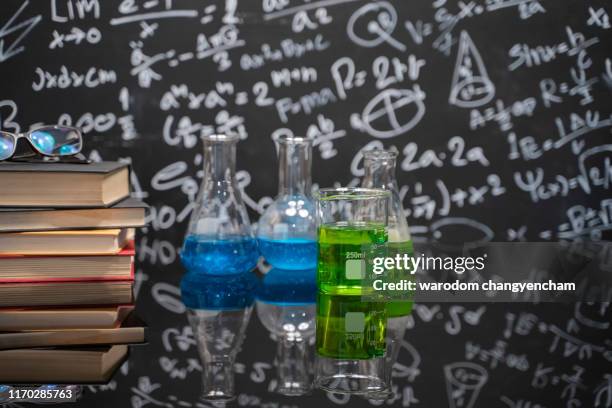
[181, 271, 258, 402]
[256, 135, 316, 270]
[361, 148, 414, 400]
[256, 267, 316, 396]
[181, 134, 259, 276]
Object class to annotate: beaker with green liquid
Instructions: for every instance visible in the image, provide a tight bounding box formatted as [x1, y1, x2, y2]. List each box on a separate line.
[314, 187, 390, 395]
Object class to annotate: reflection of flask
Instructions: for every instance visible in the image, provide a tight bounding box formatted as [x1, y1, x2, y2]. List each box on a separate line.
[181, 134, 259, 276]
[257, 268, 316, 396]
[256, 136, 316, 270]
[362, 149, 413, 400]
[365, 314, 411, 401]
[181, 271, 258, 402]
[316, 291, 386, 359]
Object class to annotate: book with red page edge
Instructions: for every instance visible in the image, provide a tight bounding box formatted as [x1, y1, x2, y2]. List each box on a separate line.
[0, 240, 135, 258]
[0, 241, 135, 284]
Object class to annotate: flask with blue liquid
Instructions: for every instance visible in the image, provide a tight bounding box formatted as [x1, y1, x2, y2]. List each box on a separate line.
[256, 135, 316, 270]
[181, 134, 259, 276]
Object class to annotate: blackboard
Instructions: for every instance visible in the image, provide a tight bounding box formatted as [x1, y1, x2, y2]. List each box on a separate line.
[0, 0, 611, 407]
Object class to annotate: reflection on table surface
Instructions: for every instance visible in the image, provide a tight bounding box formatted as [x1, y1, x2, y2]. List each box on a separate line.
[1, 241, 611, 407]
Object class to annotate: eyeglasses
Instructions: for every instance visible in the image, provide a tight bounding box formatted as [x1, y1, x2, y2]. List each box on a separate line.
[0, 125, 83, 162]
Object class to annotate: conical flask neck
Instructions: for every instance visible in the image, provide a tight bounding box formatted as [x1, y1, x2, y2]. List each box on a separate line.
[362, 149, 412, 242]
[362, 151, 399, 191]
[203, 134, 238, 183]
[276, 136, 312, 196]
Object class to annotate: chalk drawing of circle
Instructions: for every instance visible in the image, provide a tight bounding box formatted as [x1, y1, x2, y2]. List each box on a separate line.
[429, 217, 494, 249]
[449, 77, 495, 108]
[362, 88, 426, 139]
[347, 1, 397, 48]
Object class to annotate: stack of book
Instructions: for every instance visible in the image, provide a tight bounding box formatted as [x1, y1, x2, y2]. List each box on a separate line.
[0, 162, 147, 383]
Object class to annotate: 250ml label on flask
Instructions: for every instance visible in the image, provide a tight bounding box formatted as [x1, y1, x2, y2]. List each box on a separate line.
[345, 259, 366, 279]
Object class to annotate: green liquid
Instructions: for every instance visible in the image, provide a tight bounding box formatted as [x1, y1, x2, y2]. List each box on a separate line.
[316, 292, 386, 359]
[386, 299, 414, 317]
[316, 222, 388, 359]
[386, 240, 415, 318]
[317, 222, 387, 294]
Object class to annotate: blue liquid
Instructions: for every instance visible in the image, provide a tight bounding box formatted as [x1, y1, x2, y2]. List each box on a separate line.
[257, 238, 317, 270]
[257, 267, 316, 305]
[181, 235, 259, 275]
[181, 271, 259, 309]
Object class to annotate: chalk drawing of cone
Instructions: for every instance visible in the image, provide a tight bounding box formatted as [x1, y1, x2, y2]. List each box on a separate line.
[444, 362, 488, 408]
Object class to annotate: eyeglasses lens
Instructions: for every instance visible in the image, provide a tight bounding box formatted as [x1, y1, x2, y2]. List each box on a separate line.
[0, 133, 16, 161]
[28, 127, 82, 156]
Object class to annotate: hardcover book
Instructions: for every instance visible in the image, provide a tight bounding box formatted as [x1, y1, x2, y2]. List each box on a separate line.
[0, 161, 130, 207]
[0, 228, 133, 255]
[0, 197, 147, 232]
[0, 245, 134, 282]
[0, 345, 128, 383]
[0, 305, 135, 331]
[0, 281, 133, 308]
[0, 312, 146, 350]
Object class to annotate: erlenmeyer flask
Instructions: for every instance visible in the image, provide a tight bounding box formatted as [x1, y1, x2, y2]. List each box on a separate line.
[362, 148, 414, 316]
[256, 267, 316, 396]
[361, 148, 413, 400]
[256, 135, 316, 270]
[181, 134, 259, 275]
[181, 271, 258, 402]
